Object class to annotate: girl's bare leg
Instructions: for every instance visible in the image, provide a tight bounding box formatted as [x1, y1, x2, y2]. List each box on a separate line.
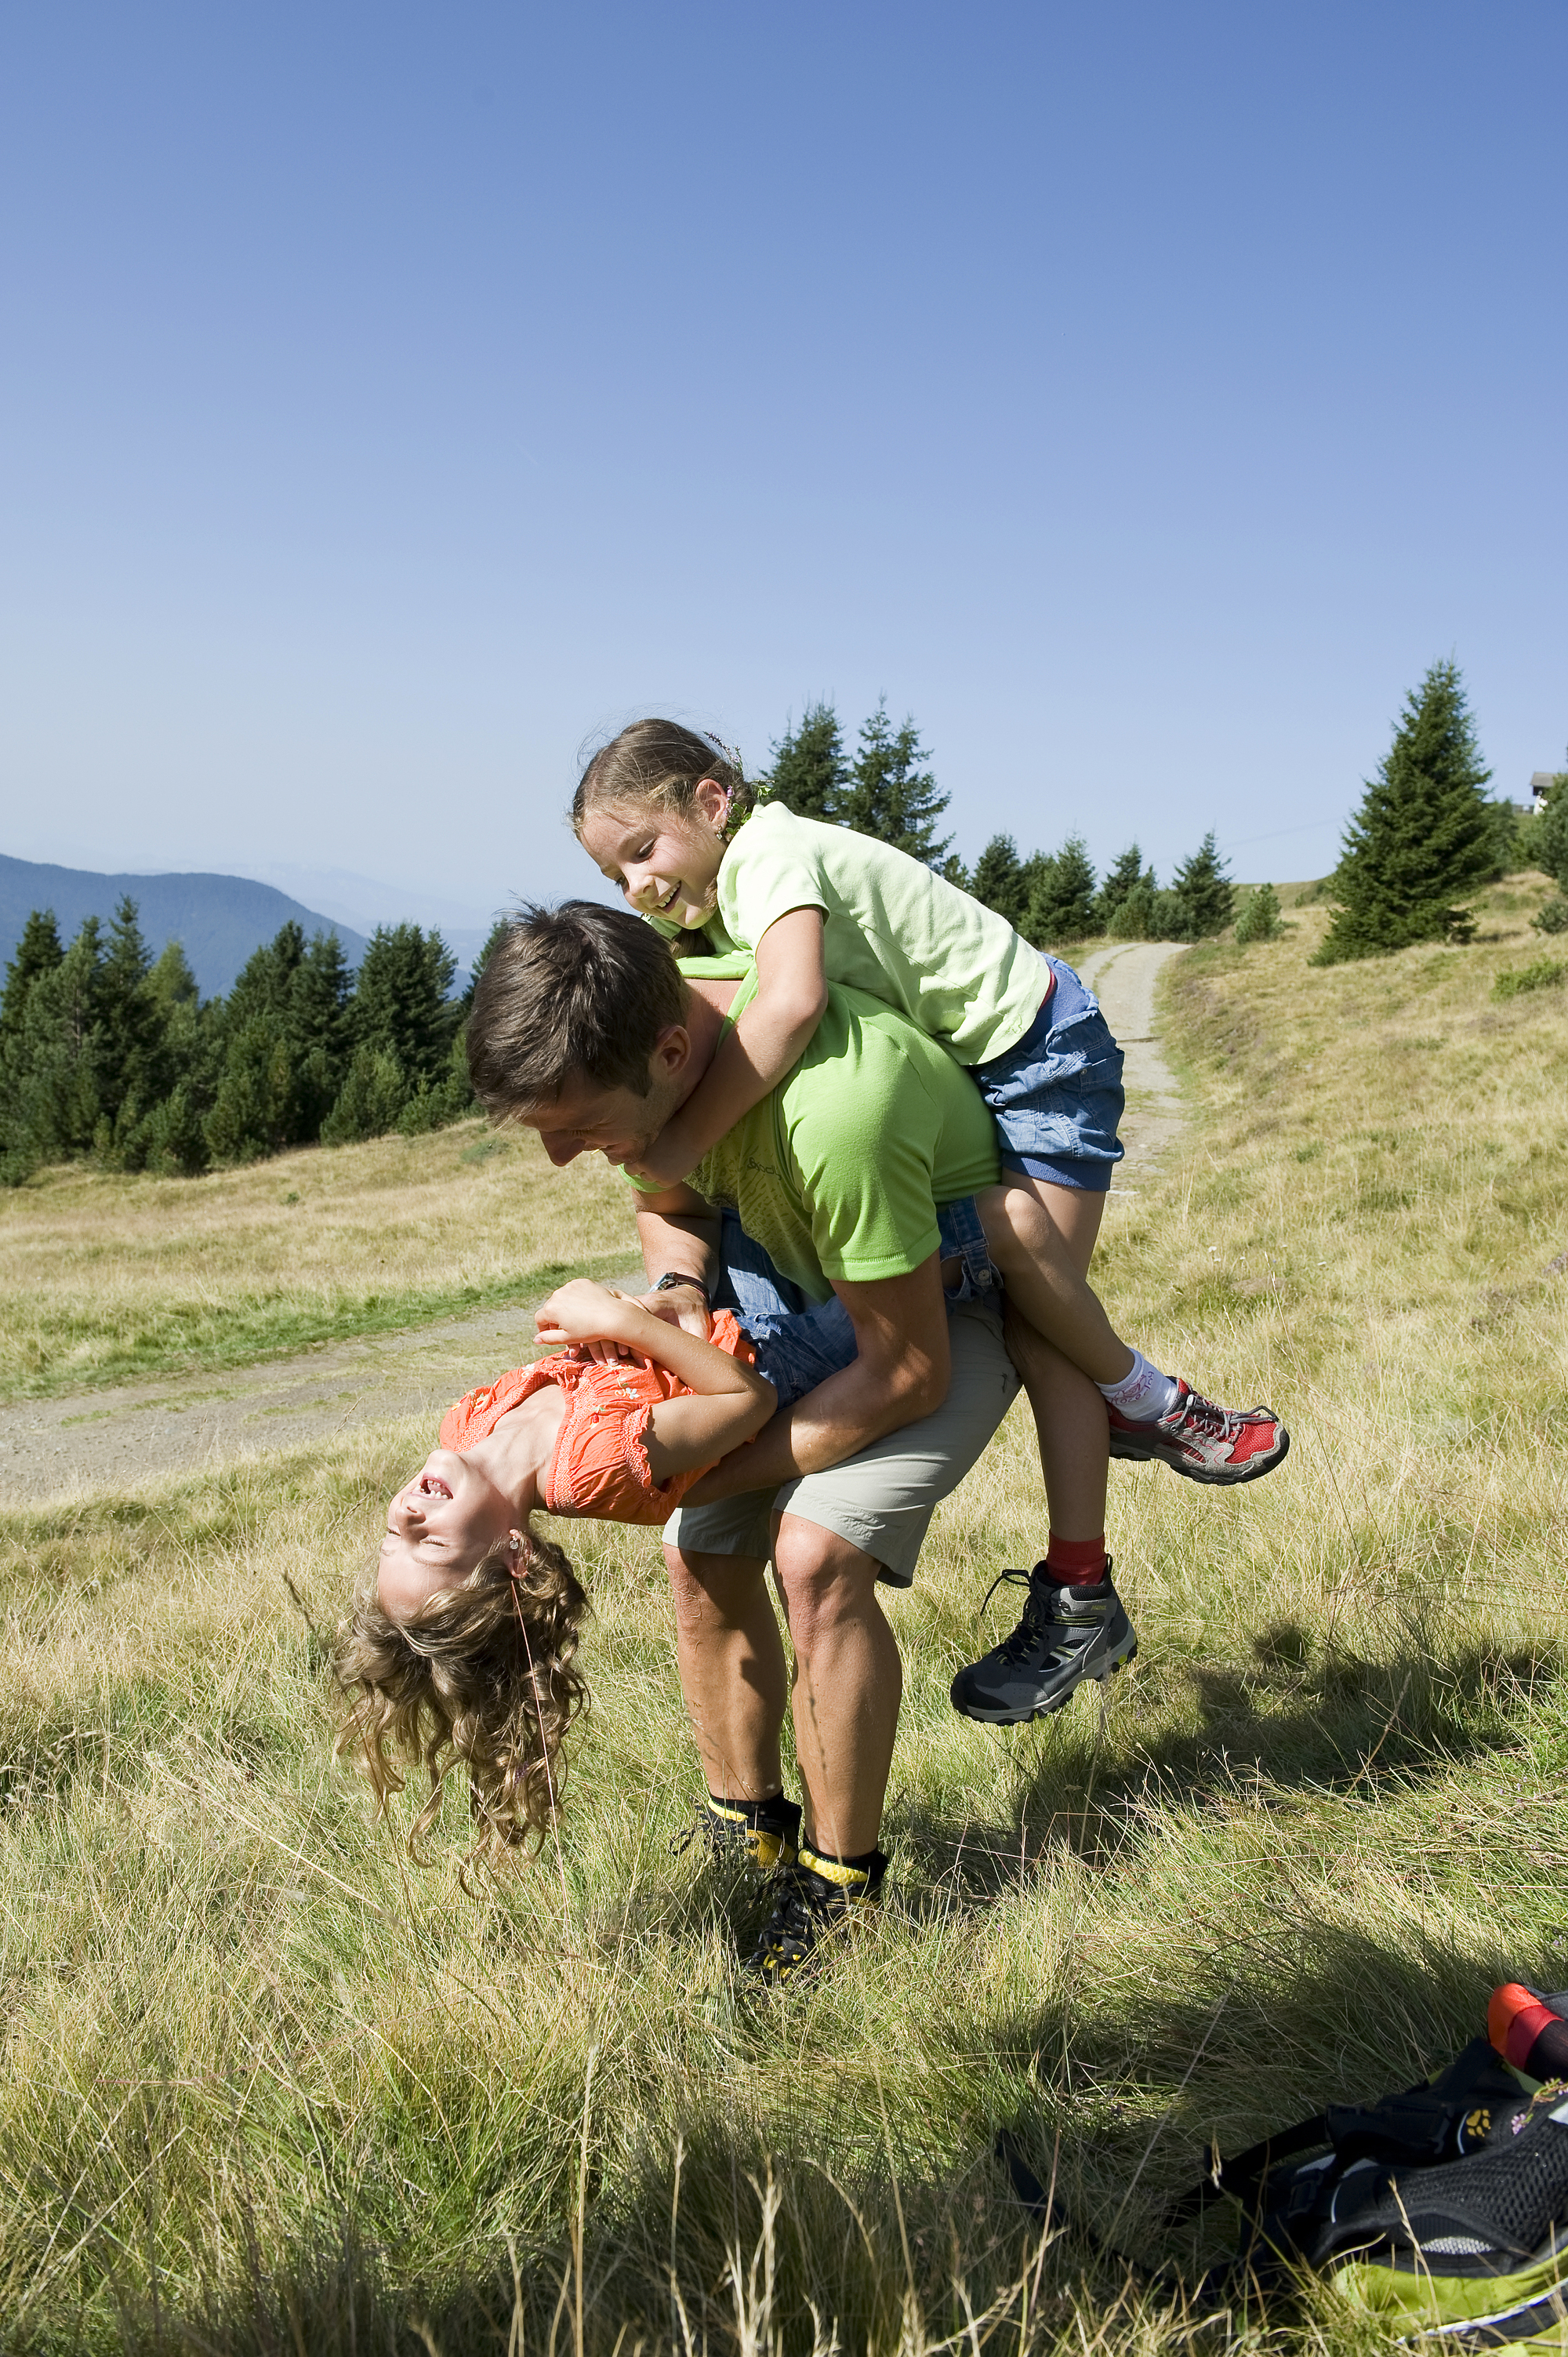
[983, 1178, 1113, 1544]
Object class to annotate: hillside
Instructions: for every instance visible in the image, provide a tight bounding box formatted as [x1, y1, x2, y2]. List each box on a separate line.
[0, 852, 368, 996]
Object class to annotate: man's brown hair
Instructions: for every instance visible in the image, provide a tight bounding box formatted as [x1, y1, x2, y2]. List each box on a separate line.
[466, 900, 688, 1113]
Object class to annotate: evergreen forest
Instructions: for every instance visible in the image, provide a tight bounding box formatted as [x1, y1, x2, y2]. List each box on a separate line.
[0, 903, 499, 1186]
[5, 669, 1558, 1186]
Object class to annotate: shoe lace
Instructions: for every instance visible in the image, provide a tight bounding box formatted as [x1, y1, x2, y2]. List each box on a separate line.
[757, 1869, 821, 1957]
[1175, 1390, 1236, 1440]
[976, 1567, 1051, 1666]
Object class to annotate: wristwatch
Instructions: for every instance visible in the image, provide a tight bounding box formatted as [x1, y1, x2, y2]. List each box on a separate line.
[653, 1271, 712, 1311]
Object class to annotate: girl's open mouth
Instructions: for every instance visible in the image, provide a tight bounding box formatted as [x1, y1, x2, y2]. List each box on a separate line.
[418, 1473, 453, 1499]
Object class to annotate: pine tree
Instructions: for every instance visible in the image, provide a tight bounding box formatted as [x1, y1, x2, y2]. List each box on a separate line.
[1316, 659, 1496, 963]
[350, 924, 459, 1091]
[1529, 761, 1568, 891]
[321, 1046, 408, 1146]
[839, 701, 953, 866]
[764, 703, 849, 822]
[289, 931, 354, 1136]
[1, 910, 65, 1043]
[969, 834, 1031, 932]
[1167, 833, 1235, 940]
[1094, 846, 1154, 934]
[1025, 835, 1098, 945]
[96, 898, 175, 1160]
[1235, 881, 1284, 942]
[147, 939, 199, 1012]
[1, 917, 108, 1175]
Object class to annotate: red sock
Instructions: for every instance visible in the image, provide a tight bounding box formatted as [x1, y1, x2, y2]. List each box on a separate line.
[1042, 1533, 1109, 1585]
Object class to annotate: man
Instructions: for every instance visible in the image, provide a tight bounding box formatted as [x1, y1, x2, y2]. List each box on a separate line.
[466, 903, 1133, 1980]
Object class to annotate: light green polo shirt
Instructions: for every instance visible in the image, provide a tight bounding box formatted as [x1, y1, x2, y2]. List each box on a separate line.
[652, 801, 1047, 1064]
[633, 958, 1000, 1305]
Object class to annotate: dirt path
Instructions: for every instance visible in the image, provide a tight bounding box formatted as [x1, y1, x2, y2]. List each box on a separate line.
[1073, 939, 1189, 1174]
[1, 1290, 621, 1506]
[7, 944, 1189, 1505]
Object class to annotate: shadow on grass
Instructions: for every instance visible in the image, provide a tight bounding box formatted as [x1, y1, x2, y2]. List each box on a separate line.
[895, 1632, 1561, 1899]
[82, 2104, 1142, 2357]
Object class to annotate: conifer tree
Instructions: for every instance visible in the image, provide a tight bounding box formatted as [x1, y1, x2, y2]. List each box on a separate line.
[1235, 881, 1284, 942]
[1316, 660, 1496, 963]
[1094, 846, 1154, 934]
[1025, 835, 1098, 945]
[1, 910, 65, 1044]
[350, 924, 458, 1091]
[839, 701, 953, 866]
[96, 898, 175, 1159]
[765, 703, 848, 822]
[1167, 833, 1235, 941]
[1529, 761, 1568, 891]
[1, 917, 107, 1175]
[969, 834, 1031, 931]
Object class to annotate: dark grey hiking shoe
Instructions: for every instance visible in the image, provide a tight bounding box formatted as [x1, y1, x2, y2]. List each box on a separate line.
[949, 1563, 1137, 1725]
[742, 1844, 887, 1985]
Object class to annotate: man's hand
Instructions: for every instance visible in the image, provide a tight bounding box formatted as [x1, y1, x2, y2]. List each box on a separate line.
[633, 1282, 713, 1339]
[685, 1256, 953, 1498]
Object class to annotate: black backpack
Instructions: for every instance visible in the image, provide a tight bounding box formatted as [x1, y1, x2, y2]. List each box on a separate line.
[1000, 1995, 1568, 2349]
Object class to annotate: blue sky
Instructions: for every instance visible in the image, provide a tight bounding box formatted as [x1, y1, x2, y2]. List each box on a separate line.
[2, 0, 1564, 932]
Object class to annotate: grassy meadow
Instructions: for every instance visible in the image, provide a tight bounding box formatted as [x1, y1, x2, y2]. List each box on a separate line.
[0, 1122, 636, 1401]
[1, 881, 1566, 2354]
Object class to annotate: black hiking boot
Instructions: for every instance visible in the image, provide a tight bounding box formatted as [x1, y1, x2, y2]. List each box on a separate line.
[742, 1844, 887, 1985]
[949, 1562, 1136, 1725]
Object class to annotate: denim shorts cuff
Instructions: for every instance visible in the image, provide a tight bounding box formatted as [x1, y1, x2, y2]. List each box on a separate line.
[1000, 1149, 1115, 1192]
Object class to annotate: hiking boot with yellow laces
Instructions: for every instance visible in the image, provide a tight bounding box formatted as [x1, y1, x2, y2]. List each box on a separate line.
[742, 1843, 887, 1985]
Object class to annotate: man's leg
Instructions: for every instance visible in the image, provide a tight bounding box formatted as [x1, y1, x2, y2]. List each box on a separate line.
[769, 1518, 902, 1863]
[663, 1545, 788, 1803]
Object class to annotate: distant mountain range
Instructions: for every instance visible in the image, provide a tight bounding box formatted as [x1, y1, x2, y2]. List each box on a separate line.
[0, 854, 371, 998]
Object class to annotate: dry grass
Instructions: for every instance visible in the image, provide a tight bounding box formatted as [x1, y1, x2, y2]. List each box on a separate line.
[0, 1120, 634, 1402]
[1, 881, 1565, 2353]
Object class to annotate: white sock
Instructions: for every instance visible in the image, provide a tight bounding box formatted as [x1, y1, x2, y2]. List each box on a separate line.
[1098, 1349, 1180, 1422]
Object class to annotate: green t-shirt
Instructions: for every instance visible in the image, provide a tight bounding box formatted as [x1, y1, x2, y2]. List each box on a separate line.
[667, 801, 1047, 1064]
[638, 960, 1000, 1304]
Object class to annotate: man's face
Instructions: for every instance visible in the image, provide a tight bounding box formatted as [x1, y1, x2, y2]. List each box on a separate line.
[520, 1056, 687, 1169]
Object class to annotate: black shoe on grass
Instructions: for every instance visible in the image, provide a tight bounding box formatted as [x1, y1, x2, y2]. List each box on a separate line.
[670, 1791, 802, 1872]
[949, 1563, 1136, 1725]
[742, 1844, 887, 1985]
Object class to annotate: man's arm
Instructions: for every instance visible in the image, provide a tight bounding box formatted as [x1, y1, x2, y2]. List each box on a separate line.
[680, 1254, 952, 1502]
[633, 1180, 722, 1336]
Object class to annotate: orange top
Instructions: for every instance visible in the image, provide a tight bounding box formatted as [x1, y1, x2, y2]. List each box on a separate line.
[437, 1311, 755, 1527]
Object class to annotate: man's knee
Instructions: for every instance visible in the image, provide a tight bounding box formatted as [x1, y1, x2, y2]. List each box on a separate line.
[770, 1516, 884, 1649]
[664, 1546, 768, 1635]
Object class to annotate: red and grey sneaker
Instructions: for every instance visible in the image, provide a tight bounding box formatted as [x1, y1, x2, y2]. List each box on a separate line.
[1107, 1383, 1289, 1484]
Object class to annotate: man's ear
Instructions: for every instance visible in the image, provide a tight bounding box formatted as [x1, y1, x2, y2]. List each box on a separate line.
[650, 1022, 692, 1084]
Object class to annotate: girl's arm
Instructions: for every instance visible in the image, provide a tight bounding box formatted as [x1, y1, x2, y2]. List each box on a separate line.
[629, 907, 829, 1185]
[535, 1280, 775, 1480]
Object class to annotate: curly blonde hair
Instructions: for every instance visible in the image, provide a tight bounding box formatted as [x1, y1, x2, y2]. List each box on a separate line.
[334, 1529, 588, 1869]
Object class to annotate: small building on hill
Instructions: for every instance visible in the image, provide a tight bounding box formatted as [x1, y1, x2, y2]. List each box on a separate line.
[1530, 772, 1557, 812]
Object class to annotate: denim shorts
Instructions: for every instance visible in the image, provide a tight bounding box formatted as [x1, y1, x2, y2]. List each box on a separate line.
[712, 1201, 1000, 1409]
[967, 956, 1125, 1191]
